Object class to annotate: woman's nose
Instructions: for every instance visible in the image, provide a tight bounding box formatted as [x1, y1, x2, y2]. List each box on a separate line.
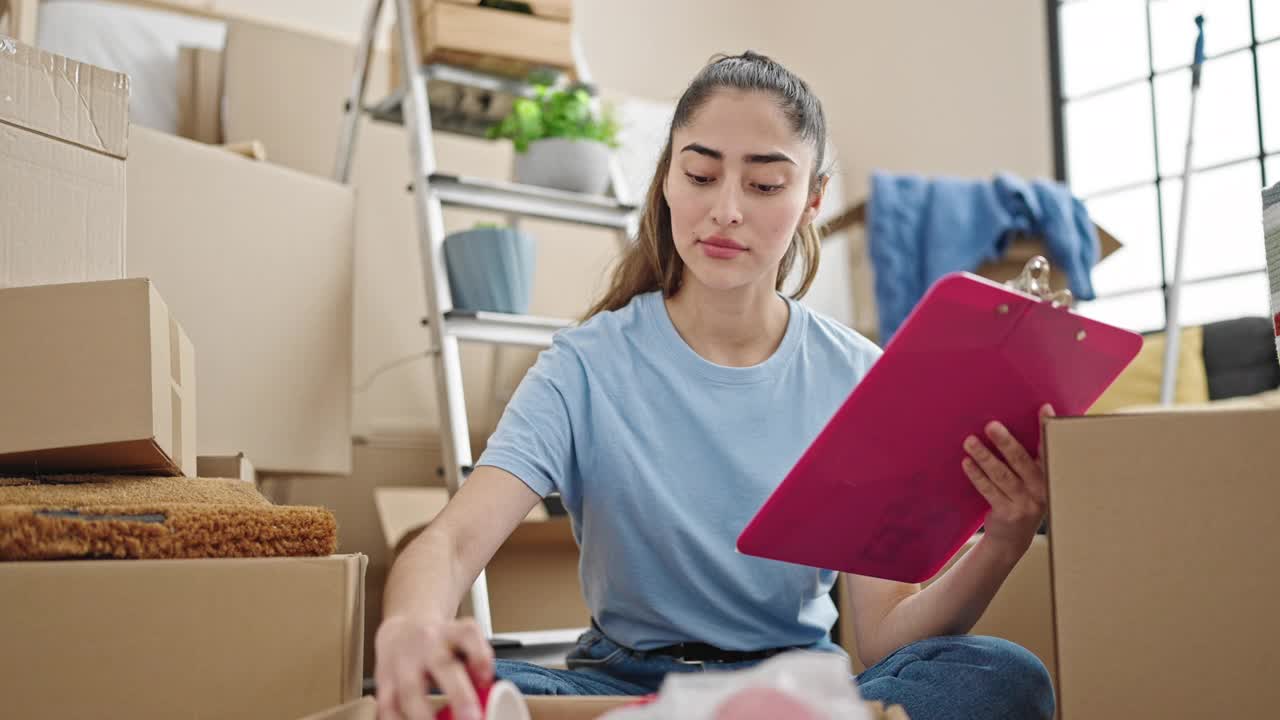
[710, 183, 744, 227]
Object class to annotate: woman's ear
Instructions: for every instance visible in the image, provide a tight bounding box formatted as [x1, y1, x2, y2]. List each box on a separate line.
[799, 174, 830, 226]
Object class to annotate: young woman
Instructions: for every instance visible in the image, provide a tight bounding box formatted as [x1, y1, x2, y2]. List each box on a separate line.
[375, 51, 1055, 720]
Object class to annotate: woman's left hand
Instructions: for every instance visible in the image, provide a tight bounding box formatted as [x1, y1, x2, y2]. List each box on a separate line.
[961, 404, 1054, 553]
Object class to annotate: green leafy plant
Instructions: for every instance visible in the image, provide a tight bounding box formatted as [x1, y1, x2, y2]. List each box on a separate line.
[487, 84, 620, 153]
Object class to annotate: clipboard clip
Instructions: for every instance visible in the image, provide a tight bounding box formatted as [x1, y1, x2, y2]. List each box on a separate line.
[1005, 256, 1074, 309]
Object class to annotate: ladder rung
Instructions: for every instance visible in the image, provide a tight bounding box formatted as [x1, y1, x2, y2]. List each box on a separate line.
[445, 310, 573, 348]
[429, 173, 636, 229]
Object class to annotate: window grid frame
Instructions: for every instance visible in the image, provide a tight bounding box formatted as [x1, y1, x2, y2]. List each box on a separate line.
[1050, 0, 1274, 329]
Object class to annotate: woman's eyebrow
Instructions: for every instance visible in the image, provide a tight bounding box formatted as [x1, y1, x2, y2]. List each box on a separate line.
[680, 143, 796, 166]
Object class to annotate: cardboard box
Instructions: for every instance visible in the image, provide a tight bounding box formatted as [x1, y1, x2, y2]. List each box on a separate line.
[838, 534, 1056, 686]
[0, 554, 366, 720]
[976, 227, 1124, 295]
[392, 0, 575, 86]
[1, 36, 129, 288]
[176, 45, 224, 144]
[305, 693, 911, 720]
[222, 17, 392, 178]
[127, 126, 356, 475]
[0, 278, 196, 476]
[303, 695, 630, 720]
[1046, 408, 1280, 718]
[197, 451, 256, 483]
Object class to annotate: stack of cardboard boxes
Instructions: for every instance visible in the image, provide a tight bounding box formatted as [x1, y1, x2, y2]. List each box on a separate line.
[0, 38, 365, 720]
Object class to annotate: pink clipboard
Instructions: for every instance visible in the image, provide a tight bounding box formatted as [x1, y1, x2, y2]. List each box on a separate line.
[736, 271, 1143, 583]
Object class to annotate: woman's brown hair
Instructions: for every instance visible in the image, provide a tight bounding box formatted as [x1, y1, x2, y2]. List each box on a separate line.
[585, 51, 829, 319]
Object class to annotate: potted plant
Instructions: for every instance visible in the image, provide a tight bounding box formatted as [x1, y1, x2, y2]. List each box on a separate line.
[487, 83, 620, 196]
[443, 223, 536, 315]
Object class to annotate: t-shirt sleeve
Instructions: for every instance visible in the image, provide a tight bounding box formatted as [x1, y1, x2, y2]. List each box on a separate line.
[474, 338, 580, 498]
[844, 327, 884, 381]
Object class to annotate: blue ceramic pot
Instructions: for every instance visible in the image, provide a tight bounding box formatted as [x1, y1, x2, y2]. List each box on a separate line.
[443, 227, 536, 314]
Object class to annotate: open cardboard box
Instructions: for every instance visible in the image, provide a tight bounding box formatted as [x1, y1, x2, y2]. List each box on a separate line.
[1046, 407, 1280, 718]
[303, 693, 911, 720]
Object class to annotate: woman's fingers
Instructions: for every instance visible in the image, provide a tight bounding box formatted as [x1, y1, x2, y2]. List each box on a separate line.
[962, 456, 1009, 507]
[1038, 404, 1055, 467]
[984, 421, 1046, 504]
[394, 664, 434, 720]
[964, 434, 1023, 500]
[375, 667, 406, 720]
[447, 621, 496, 689]
[429, 658, 482, 720]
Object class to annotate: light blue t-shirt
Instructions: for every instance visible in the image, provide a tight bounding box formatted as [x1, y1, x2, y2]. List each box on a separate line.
[476, 290, 882, 651]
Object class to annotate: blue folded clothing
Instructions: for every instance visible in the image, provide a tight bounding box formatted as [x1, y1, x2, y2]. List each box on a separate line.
[868, 172, 1100, 341]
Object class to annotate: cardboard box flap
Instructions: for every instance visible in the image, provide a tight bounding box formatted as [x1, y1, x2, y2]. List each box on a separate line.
[0, 35, 129, 159]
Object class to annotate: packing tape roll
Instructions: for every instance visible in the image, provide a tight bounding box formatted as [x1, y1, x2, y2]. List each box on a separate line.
[484, 680, 530, 720]
[435, 679, 529, 720]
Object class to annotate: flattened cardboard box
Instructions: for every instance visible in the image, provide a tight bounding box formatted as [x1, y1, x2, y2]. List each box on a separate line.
[0, 35, 129, 288]
[222, 17, 391, 177]
[127, 126, 355, 475]
[0, 554, 366, 720]
[0, 278, 196, 476]
[1046, 408, 1280, 719]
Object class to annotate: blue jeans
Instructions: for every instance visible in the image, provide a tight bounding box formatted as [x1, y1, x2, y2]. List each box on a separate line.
[495, 628, 1054, 720]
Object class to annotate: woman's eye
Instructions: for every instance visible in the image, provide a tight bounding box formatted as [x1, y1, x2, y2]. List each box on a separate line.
[685, 173, 714, 185]
[754, 183, 784, 194]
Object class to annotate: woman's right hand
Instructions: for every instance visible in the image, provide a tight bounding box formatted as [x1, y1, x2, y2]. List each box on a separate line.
[374, 615, 496, 720]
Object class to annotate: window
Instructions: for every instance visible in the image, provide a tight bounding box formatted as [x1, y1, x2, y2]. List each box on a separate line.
[1051, 0, 1277, 333]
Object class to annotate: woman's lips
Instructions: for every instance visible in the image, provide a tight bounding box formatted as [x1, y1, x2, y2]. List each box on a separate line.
[699, 236, 746, 259]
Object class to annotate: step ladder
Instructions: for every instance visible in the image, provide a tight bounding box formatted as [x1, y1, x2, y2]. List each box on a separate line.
[333, 0, 639, 644]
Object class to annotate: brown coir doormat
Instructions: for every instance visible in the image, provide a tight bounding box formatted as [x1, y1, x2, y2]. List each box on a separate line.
[0, 475, 336, 560]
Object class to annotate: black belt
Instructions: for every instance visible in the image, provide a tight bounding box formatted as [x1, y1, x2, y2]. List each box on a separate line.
[646, 641, 794, 664]
[590, 620, 797, 664]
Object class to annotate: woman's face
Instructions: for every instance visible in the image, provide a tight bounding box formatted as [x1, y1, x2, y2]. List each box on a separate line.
[665, 90, 822, 296]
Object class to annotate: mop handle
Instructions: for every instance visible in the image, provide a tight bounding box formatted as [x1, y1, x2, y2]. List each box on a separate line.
[1191, 14, 1206, 88]
[1160, 14, 1207, 406]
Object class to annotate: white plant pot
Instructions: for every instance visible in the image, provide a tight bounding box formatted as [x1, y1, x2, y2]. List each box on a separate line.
[514, 137, 612, 196]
